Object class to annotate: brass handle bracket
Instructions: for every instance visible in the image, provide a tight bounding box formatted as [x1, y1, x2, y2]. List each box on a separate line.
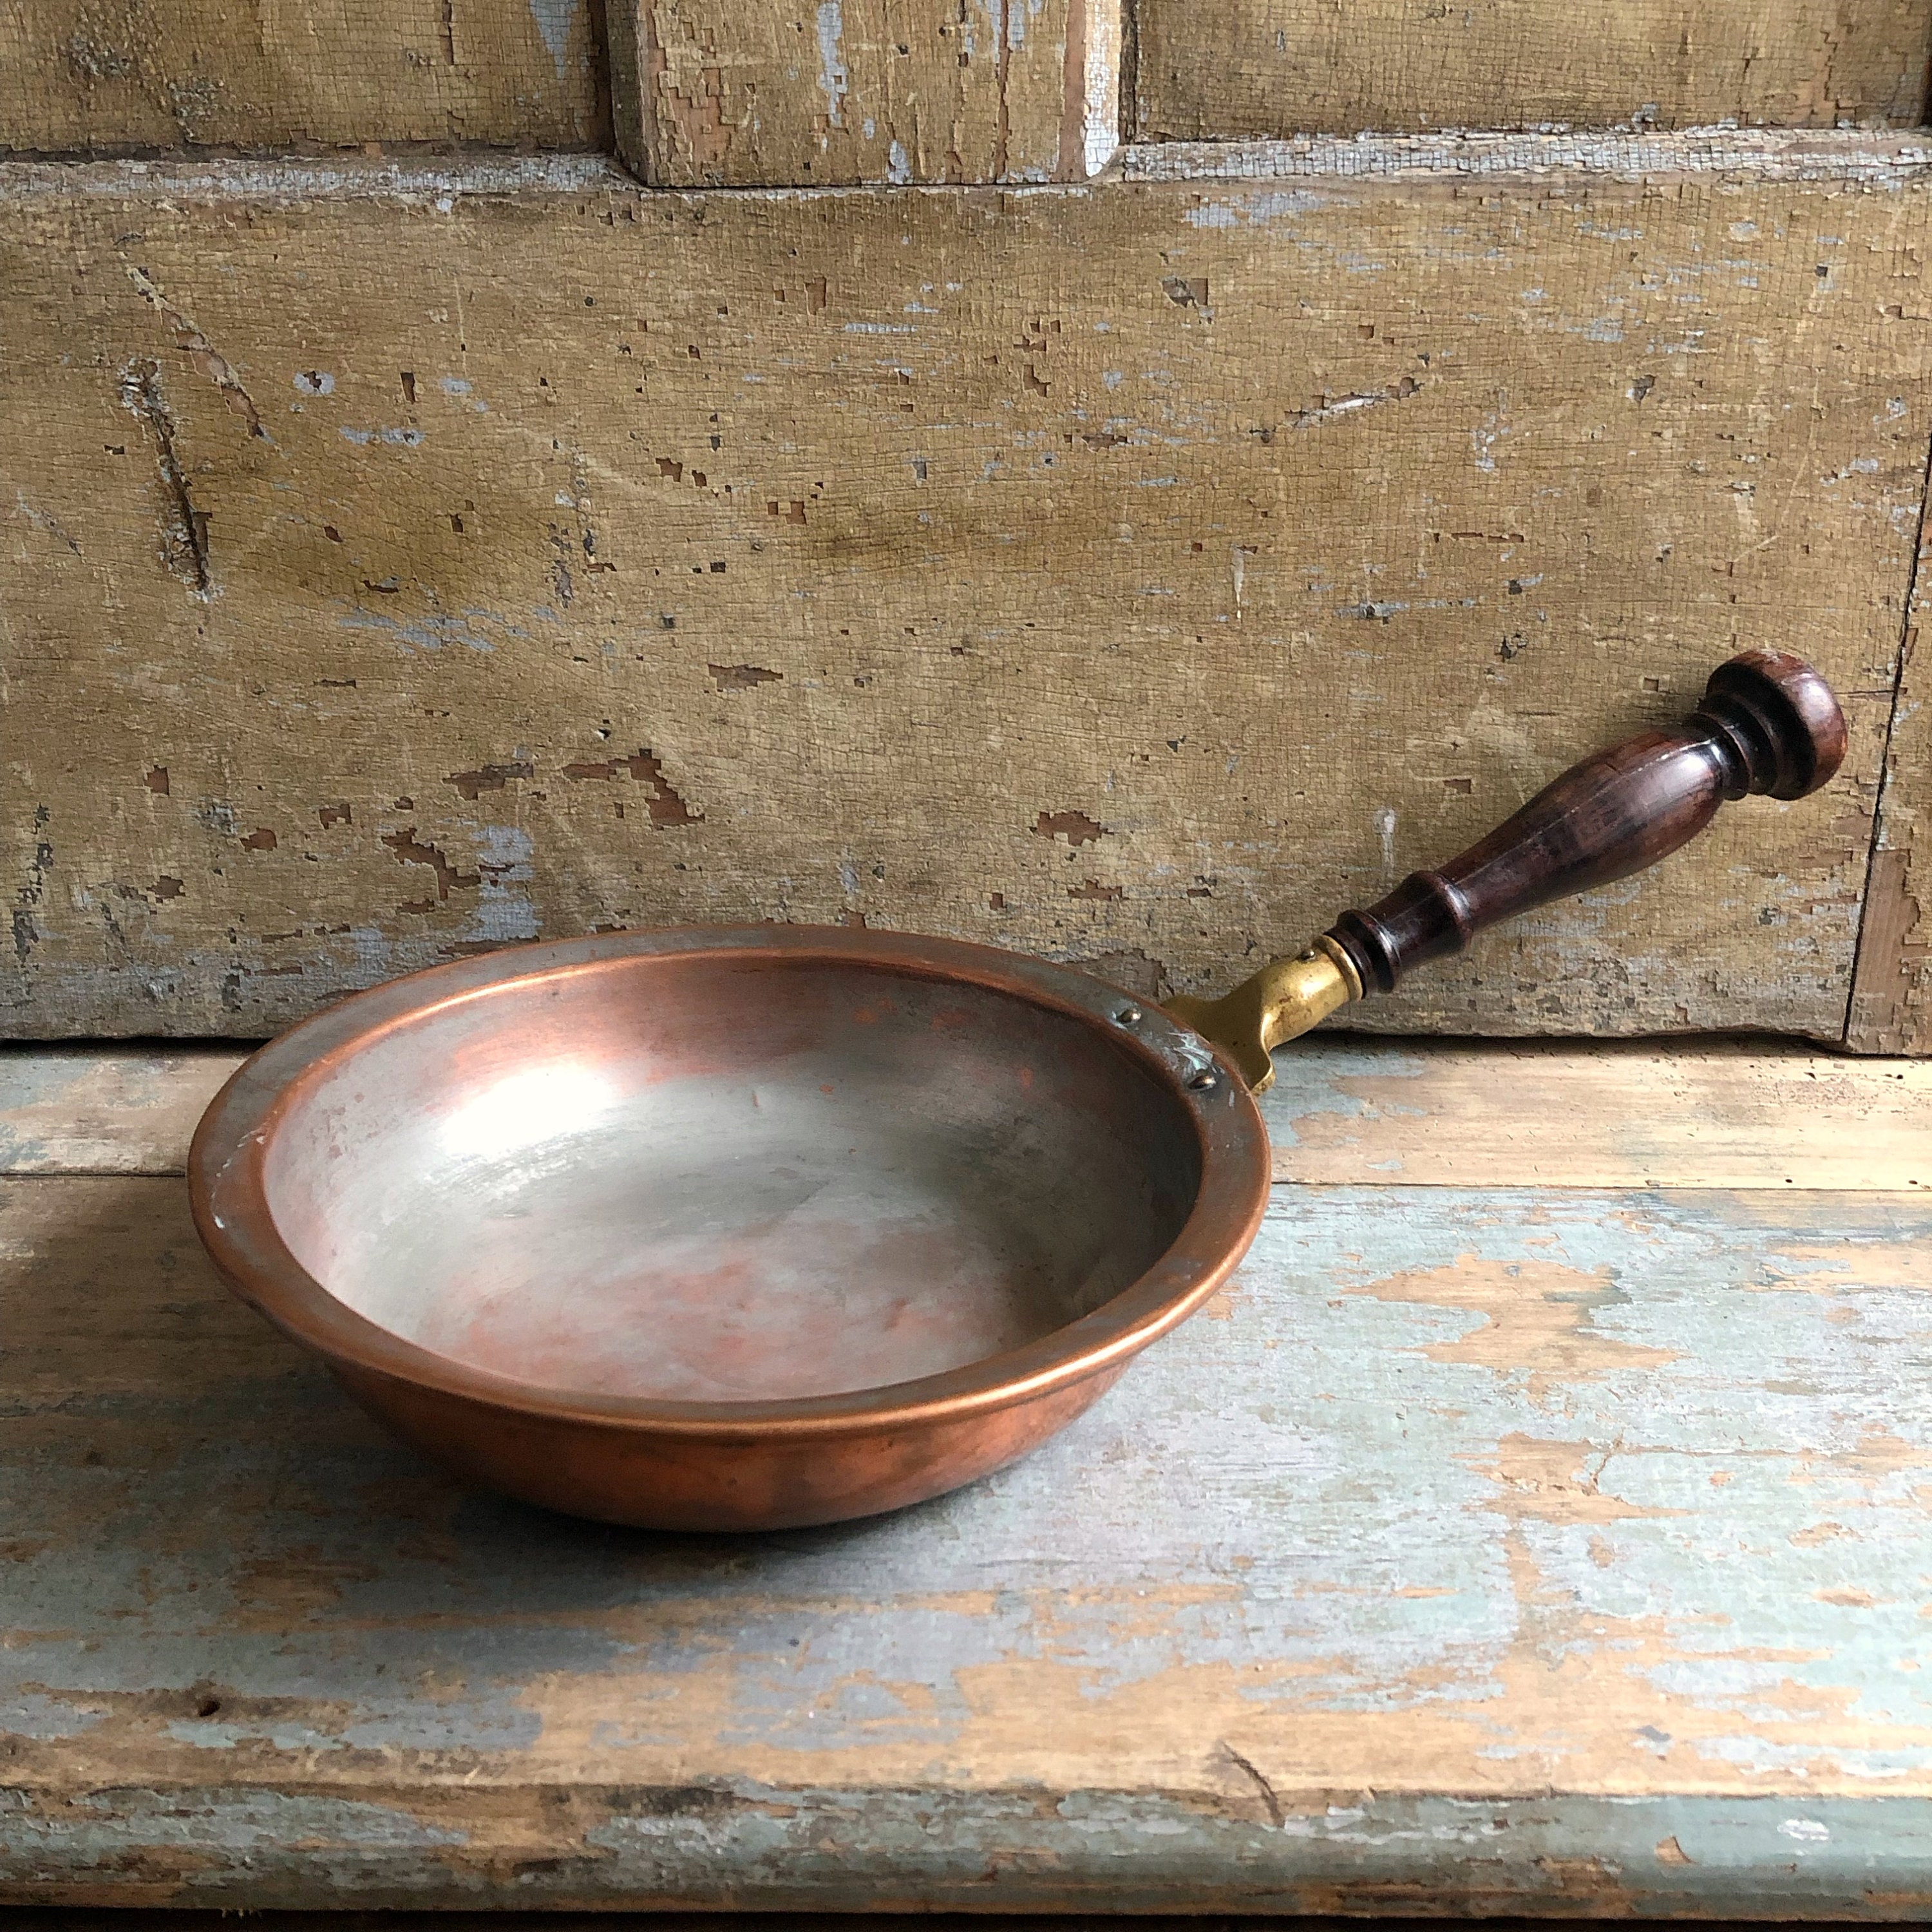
[1163, 936, 1361, 1094]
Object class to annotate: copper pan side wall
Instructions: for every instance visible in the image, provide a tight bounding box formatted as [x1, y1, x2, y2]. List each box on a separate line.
[335, 1361, 1128, 1531]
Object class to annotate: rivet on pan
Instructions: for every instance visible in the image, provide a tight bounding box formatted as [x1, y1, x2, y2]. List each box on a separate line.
[1188, 1070, 1218, 1092]
[1113, 1005, 1143, 1025]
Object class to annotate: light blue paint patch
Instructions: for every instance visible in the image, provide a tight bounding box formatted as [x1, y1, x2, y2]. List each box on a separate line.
[460, 824, 538, 948]
[815, 1, 847, 128]
[337, 609, 499, 653]
[55, 1786, 473, 1852]
[1, 1689, 106, 1741]
[350, 923, 436, 985]
[0, 1052, 92, 1115]
[583, 1797, 797, 1867]
[527, 0, 577, 77]
[167, 1716, 358, 1752]
[339, 426, 425, 447]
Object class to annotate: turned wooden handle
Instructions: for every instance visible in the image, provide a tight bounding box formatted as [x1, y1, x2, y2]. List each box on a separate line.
[1325, 650, 1848, 997]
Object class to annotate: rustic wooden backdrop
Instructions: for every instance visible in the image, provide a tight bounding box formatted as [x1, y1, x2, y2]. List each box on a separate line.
[3, 1, 1931, 1050]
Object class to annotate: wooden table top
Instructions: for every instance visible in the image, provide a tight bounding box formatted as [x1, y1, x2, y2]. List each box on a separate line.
[3, 1036, 1929, 1913]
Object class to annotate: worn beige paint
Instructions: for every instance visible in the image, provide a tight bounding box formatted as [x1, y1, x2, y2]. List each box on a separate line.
[1, 141, 1926, 1041]
[0, 0, 609, 155]
[1849, 523, 1932, 1051]
[1133, 0, 1932, 142]
[610, 0, 1120, 185]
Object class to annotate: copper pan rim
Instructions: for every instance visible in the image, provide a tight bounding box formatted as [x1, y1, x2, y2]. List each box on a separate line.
[189, 925, 1271, 1442]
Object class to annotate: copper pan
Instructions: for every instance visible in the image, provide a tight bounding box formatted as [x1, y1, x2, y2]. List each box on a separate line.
[191, 651, 1846, 1530]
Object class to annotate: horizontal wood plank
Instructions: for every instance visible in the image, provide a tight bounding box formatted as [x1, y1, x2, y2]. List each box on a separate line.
[5, 1037, 1926, 1188]
[0, 1045, 242, 1173]
[0, 0, 608, 156]
[1262, 1036, 1932, 1189]
[6, 1168, 1931, 1907]
[1115, 124, 1932, 187]
[12, 1921, 1891, 1932]
[1132, 0, 1932, 142]
[2, 142, 1926, 1041]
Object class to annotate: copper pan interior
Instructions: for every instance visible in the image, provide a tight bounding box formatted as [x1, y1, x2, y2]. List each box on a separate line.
[257, 954, 1206, 1405]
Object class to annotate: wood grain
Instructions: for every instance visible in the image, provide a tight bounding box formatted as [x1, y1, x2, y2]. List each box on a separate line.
[611, 0, 1119, 185]
[1848, 540, 1932, 1050]
[1263, 1035, 1932, 1188]
[1133, 0, 1932, 142]
[0, 0, 608, 156]
[19, 1920, 1871, 1932]
[15, 1922, 1890, 1932]
[6, 1162, 1931, 1906]
[0, 1044, 239, 1173]
[1115, 122, 1932, 186]
[10, 1037, 1926, 1188]
[2, 140, 1926, 1042]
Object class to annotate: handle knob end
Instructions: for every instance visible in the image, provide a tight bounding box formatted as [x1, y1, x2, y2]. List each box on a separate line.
[1698, 649, 1847, 801]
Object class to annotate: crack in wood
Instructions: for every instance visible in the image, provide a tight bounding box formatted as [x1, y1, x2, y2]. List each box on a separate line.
[126, 264, 268, 440]
[117, 356, 210, 594]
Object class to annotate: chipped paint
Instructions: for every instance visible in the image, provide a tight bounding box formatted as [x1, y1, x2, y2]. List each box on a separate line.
[4, 156, 1917, 1039]
[1259, 1036, 1932, 1190]
[814, 0, 848, 129]
[526, 0, 578, 79]
[0, 1045, 238, 1173]
[3, 1153, 1931, 1906]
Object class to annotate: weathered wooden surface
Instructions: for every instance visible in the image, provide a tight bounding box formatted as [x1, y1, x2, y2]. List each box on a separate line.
[8, 1035, 1927, 1189]
[1114, 124, 1932, 186]
[25, 1920, 1866, 1932]
[3, 138, 1927, 1043]
[1263, 1036, 1932, 1189]
[4, 1036, 1931, 1909]
[23, 1921, 1874, 1932]
[0, 1043, 238, 1173]
[610, 0, 1119, 184]
[1848, 527, 1932, 1053]
[1132, 0, 1932, 143]
[0, 0, 608, 156]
